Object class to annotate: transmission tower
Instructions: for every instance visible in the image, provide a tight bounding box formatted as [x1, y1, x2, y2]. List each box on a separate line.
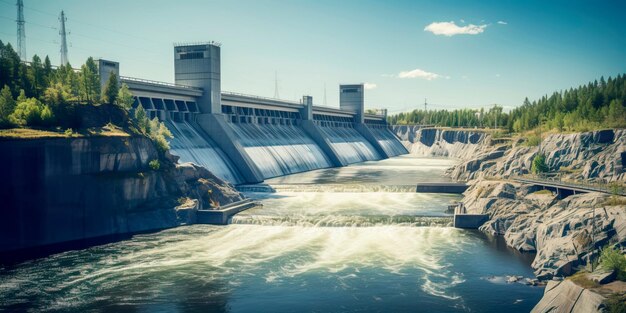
[59, 10, 69, 65]
[323, 83, 327, 105]
[274, 71, 279, 98]
[424, 98, 427, 111]
[16, 0, 26, 61]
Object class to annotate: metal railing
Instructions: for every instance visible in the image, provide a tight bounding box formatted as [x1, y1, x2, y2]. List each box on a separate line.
[120, 76, 202, 90]
[512, 174, 626, 196]
[221, 91, 303, 106]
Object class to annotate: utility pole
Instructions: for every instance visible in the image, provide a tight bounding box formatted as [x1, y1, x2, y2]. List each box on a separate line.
[16, 0, 26, 61]
[274, 71, 279, 99]
[59, 10, 69, 66]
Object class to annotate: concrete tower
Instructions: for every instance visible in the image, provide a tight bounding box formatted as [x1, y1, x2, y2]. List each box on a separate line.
[174, 43, 221, 114]
[340, 84, 365, 124]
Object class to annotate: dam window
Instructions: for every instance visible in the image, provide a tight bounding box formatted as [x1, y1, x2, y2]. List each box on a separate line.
[151, 98, 165, 110]
[164, 99, 177, 111]
[342, 88, 359, 93]
[186, 101, 199, 112]
[138, 97, 154, 110]
[179, 52, 204, 60]
[175, 100, 188, 111]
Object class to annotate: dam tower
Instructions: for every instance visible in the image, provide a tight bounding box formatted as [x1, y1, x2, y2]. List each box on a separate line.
[174, 43, 221, 114]
[340, 84, 364, 124]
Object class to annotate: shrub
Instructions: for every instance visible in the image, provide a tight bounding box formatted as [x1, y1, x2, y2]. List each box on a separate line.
[531, 153, 549, 174]
[149, 159, 160, 171]
[64, 128, 73, 136]
[599, 245, 626, 281]
[604, 293, 626, 313]
[525, 134, 541, 146]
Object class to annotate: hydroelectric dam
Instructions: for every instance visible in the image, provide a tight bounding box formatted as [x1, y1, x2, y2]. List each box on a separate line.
[98, 42, 408, 184]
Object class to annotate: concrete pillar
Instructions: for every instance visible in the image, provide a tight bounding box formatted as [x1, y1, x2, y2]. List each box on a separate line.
[174, 43, 221, 114]
[301, 95, 313, 120]
[196, 114, 264, 184]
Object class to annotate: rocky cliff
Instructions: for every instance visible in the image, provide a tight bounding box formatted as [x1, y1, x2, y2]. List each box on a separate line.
[0, 134, 242, 258]
[462, 180, 626, 280]
[449, 129, 626, 183]
[393, 126, 491, 160]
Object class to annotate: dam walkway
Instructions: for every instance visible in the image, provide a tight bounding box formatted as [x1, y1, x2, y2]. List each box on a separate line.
[511, 176, 625, 197]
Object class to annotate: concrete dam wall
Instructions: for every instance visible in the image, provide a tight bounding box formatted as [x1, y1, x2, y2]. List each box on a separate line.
[166, 115, 405, 184]
[99, 43, 408, 184]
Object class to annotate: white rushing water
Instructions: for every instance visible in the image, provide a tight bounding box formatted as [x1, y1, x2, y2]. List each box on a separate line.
[227, 123, 332, 178]
[0, 155, 542, 312]
[317, 126, 382, 164]
[166, 121, 243, 183]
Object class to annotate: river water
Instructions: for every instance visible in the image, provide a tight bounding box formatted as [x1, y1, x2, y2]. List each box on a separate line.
[0, 156, 543, 312]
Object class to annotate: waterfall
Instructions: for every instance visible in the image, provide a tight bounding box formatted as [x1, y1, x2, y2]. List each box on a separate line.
[227, 122, 332, 178]
[317, 126, 381, 164]
[368, 127, 408, 157]
[166, 121, 243, 184]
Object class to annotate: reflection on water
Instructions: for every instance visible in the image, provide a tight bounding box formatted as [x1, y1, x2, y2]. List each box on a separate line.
[0, 155, 543, 312]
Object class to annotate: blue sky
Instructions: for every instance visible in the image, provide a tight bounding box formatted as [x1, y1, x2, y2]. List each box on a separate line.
[0, 0, 624, 113]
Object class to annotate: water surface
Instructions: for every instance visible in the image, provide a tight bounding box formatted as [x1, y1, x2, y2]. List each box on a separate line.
[0, 156, 543, 312]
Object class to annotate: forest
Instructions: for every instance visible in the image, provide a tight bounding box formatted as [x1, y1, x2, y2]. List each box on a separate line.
[388, 74, 626, 133]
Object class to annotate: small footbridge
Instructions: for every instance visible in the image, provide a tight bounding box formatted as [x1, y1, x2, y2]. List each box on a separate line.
[511, 176, 625, 198]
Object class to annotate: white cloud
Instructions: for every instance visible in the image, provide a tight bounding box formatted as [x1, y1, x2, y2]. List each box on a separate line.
[397, 68, 443, 80]
[364, 82, 377, 90]
[424, 21, 487, 36]
[497, 21, 508, 25]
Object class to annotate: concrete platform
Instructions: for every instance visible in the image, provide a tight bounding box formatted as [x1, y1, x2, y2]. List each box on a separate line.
[197, 199, 261, 225]
[453, 214, 489, 229]
[415, 182, 468, 194]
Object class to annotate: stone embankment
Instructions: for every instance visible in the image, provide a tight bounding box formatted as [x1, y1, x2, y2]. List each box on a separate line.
[0, 134, 242, 258]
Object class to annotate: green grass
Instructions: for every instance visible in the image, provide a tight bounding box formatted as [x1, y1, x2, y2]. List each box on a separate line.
[0, 126, 130, 140]
[568, 271, 600, 289]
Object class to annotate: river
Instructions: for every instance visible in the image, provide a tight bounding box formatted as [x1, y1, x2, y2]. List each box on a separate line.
[0, 156, 543, 312]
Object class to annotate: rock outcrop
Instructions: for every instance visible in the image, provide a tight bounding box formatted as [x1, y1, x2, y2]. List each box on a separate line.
[0, 135, 243, 256]
[462, 180, 626, 280]
[393, 126, 490, 160]
[531, 280, 605, 313]
[449, 129, 626, 182]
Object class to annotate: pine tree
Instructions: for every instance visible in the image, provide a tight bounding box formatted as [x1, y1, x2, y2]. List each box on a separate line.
[0, 85, 16, 127]
[102, 73, 119, 105]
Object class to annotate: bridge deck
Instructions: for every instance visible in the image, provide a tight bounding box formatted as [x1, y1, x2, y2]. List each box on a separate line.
[511, 177, 625, 196]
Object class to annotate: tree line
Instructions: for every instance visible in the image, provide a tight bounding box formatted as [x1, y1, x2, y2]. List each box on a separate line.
[388, 74, 626, 132]
[0, 41, 172, 151]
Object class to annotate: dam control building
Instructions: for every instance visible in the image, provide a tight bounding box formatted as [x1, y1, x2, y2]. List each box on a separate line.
[99, 42, 407, 184]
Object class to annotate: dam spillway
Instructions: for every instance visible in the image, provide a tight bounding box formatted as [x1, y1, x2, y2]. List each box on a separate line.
[227, 122, 332, 179]
[97, 42, 408, 184]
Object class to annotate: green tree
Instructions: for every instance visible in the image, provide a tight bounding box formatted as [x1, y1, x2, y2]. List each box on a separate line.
[102, 73, 119, 105]
[0, 85, 16, 127]
[79, 57, 100, 103]
[531, 153, 548, 174]
[28, 55, 46, 98]
[134, 105, 149, 133]
[117, 83, 134, 110]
